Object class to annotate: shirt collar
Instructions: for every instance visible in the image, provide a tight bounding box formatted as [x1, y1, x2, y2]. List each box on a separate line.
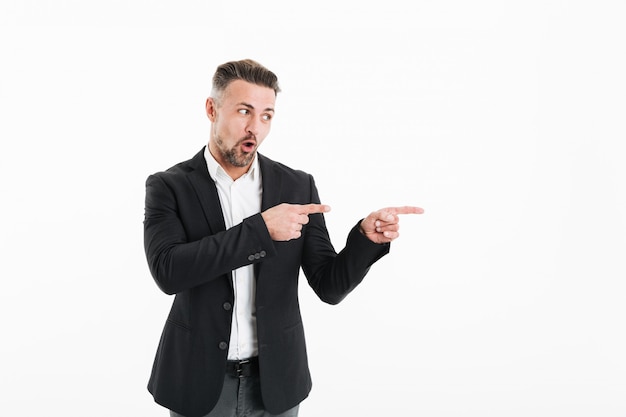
[204, 146, 259, 183]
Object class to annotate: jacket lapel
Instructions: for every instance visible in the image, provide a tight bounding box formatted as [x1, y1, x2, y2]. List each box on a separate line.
[187, 150, 283, 229]
[186, 148, 227, 234]
[259, 153, 282, 211]
[257, 154, 282, 281]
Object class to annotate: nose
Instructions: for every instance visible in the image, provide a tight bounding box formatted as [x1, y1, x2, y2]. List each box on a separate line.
[246, 118, 260, 137]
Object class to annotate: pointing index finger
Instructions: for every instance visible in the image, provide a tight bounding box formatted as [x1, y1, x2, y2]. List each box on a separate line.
[387, 206, 424, 215]
[300, 203, 332, 215]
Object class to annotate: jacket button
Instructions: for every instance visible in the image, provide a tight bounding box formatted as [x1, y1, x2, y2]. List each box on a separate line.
[248, 254, 255, 261]
[218, 342, 228, 350]
[254, 253, 261, 259]
[223, 302, 232, 311]
[260, 250, 266, 257]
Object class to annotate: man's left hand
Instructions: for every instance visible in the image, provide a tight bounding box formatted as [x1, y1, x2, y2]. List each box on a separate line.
[359, 206, 424, 244]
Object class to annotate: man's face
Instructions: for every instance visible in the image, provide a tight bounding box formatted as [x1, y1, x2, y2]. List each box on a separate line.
[206, 79, 276, 171]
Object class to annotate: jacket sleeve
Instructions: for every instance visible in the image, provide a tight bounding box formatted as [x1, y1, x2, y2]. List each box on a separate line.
[300, 176, 390, 304]
[143, 173, 276, 295]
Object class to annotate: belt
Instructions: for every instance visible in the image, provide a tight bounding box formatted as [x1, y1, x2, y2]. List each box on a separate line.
[226, 357, 259, 378]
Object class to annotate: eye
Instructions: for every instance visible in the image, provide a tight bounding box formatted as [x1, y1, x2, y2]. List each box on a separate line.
[238, 109, 250, 115]
[261, 114, 272, 121]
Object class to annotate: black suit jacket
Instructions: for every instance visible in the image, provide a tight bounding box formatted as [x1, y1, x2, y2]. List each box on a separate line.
[144, 148, 389, 416]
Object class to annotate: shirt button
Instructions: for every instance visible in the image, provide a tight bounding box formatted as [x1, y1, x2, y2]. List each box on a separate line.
[223, 302, 232, 311]
[248, 254, 255, 261]
[218, 342, 228, 350]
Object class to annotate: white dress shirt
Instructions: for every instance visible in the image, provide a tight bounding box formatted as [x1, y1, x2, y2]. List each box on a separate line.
[204, 147, 262, 360]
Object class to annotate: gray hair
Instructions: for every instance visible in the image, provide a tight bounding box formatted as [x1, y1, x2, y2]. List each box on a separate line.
[210, 59, 281, 102]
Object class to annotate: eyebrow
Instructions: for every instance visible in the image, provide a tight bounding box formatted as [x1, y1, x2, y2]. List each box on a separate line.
[238, 102, 275, 113]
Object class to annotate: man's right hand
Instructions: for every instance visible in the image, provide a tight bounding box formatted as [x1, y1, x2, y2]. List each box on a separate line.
[261, 203, 331, 241]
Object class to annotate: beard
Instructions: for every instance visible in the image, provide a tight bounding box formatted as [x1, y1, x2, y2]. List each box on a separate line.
[215, 135, 256, 168]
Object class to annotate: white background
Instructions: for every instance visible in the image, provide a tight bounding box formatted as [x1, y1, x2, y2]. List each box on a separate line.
[1, 1, 625, 416]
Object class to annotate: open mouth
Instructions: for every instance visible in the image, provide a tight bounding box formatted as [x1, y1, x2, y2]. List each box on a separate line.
[241, 139, 257, 153]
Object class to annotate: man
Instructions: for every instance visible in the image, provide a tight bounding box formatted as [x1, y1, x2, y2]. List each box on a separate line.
[144, 59, 423, 417]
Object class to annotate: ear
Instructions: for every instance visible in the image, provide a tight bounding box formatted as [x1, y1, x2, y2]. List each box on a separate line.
[206, 97, 217, 122]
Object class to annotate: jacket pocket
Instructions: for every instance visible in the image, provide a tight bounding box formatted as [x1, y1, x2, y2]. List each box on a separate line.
[166, 318, 192, 332]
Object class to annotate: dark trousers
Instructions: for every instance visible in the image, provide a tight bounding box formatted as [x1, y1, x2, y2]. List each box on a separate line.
[169, 373, 299, 417]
